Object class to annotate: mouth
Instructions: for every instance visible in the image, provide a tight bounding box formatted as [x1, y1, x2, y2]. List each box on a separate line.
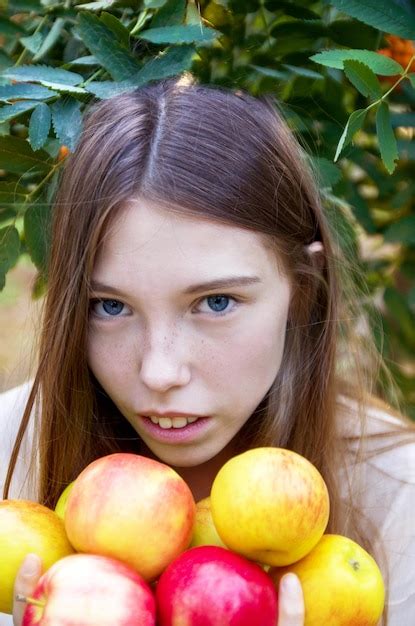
[144, 415, 200, 429]
[137, 414, 212, 443]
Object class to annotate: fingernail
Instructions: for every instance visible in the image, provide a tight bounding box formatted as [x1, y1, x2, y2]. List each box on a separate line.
[281, 573, 300, 593]
[22, 554, 40, 577]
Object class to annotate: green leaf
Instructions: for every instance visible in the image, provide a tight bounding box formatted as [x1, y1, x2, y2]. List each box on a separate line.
[384, 216, 415, 245]
[145, 0, 167, 7]
[24, 201, 51, 274]
[322, 0, 415, 40]
[150, 0, 186, 28]
[33, 18, 66, 62]
[328, 18, 379, 49]
[76, 12, 141, 81]
[310, 156, 342, 188]
[376, 102, 398, 174]
[0, 83, 58, 101]
[2, 65, 83, 86]
[0, 50, 12, 72]
[310, 49, 403, 76]
[20, 31, 45, 54]
[270, 19, 328, 39]
[0, 100, 39, 123]
[264, 1, 320, 19]
[139, 24, 219, 44]
[0, 225, 21, 274]
[343, 59, 382, 98]
[38, 81, 86, 94]
[384, 286, 415, 347]
[130, 10, 152, 36]
[100, 12, 130, 48]
[325, 201, 358, 259]
[335, 108, 367, 161]
[249, 65, 288, 80]
[76, 0, 117, 9]
[281, 64, 323, 80]
[185, 1, 201, 25]
[65, 55, 98, 66]
[87, 44, 196, 98]
[408, 74, 415, 89]
[0, 136, 52, 174]
[29, 102, 51, 151]
[0, 182, 28, 209]
[0, 209, 17, 226]
[51, 97, 82, 152]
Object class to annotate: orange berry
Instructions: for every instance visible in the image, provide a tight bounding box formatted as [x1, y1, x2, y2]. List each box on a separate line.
[378, 48, 392, 57]
[58, 145, 70, 161]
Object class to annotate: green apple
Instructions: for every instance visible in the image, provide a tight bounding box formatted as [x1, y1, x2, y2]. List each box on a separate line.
[55, 482, 75, 520]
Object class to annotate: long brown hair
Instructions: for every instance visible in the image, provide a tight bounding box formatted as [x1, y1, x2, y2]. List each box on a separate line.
[4, 74, 414, 623]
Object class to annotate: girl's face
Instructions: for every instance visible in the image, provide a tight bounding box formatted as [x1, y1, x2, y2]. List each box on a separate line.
[87, 201, 291, 468]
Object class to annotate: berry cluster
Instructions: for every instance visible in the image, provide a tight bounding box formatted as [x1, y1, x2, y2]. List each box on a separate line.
[378, 35, 415, 90]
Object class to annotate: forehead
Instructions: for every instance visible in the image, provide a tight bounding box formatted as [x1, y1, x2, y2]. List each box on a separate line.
[93, 200, 284, 283]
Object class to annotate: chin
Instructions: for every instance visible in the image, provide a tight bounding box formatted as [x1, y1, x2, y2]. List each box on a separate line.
[145, 442, 225, 469]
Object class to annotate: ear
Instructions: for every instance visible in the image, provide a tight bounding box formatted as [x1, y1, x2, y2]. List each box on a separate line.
[305, 241, 325, 270]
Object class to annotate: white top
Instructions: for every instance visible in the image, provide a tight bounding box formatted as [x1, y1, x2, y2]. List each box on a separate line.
[1, 382, 414, 626]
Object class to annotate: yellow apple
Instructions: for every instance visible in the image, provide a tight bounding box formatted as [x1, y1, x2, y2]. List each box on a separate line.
[54, 481, 75, 520]
[64, 453, 196, 581]
[190, 497, 227, 549]
[269, 534, 385, 626]
[210, 447, 330, 566]
[0, 499, 75, 614]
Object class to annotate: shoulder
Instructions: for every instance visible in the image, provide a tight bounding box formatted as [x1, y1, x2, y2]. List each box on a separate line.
[0, 380, 37, 500]
[0, 379, 34, 415]
[0, 380, 34, 439]
[336, 395, 415, 620]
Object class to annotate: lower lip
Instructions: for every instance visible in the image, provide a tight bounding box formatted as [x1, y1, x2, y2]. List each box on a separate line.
[137, 415, 212, 443]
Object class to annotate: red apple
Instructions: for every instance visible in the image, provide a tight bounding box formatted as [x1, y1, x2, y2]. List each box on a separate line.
[64, 453, 196, 580]
[22, 553, 156, 626]
[156, 545, 278, 626]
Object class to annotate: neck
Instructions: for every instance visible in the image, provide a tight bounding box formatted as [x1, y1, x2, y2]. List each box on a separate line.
[141, 440, 237, 503]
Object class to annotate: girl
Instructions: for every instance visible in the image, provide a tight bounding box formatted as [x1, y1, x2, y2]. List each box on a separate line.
[1, 74, 414, 626]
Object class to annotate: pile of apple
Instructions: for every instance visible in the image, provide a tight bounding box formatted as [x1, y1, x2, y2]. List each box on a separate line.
[0, 448, 385, 626]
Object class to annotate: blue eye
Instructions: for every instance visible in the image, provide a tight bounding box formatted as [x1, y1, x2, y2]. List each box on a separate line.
[196, 295, 238, 316]
[90, 299, 125, 317]
[207, 295, 230, 312]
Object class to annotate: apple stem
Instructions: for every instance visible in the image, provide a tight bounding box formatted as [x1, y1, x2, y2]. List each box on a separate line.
[15, 594, 46, 608]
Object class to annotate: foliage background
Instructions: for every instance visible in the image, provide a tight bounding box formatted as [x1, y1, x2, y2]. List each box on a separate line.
[0, 0, 414, 417]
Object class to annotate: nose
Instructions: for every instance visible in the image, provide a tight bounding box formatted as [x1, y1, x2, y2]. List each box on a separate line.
[139, 326, 191, 393]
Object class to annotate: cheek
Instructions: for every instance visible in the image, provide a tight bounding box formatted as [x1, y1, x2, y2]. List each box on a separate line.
[87, 325, 137, 389]
[206, 310, 288, 394]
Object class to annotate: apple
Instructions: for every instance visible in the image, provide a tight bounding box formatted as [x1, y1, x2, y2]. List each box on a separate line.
[0, 500, 74, 614]
[189, 497, 227, 549]
[156, 545, 278, 626]
[64, 453, 196, 580]
[54, 482, 75, 520]
[22, 553, 156, 626]
[269, 534, 385, 626]
[210, 447, 330, 566]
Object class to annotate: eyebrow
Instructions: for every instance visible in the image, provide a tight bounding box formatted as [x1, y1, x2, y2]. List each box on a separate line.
[89, 276, 262, 297]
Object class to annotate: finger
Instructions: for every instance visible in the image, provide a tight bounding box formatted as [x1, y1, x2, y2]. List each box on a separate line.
[13, 554, 42, 626]
[278, 573, 305, 626]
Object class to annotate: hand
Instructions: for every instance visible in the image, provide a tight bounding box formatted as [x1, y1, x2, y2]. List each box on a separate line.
[12, 554, 42, 626]
[277, 573, 305, 626]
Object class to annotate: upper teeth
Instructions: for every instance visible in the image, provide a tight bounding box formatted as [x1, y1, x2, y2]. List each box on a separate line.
[148, 416, 199, 429]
